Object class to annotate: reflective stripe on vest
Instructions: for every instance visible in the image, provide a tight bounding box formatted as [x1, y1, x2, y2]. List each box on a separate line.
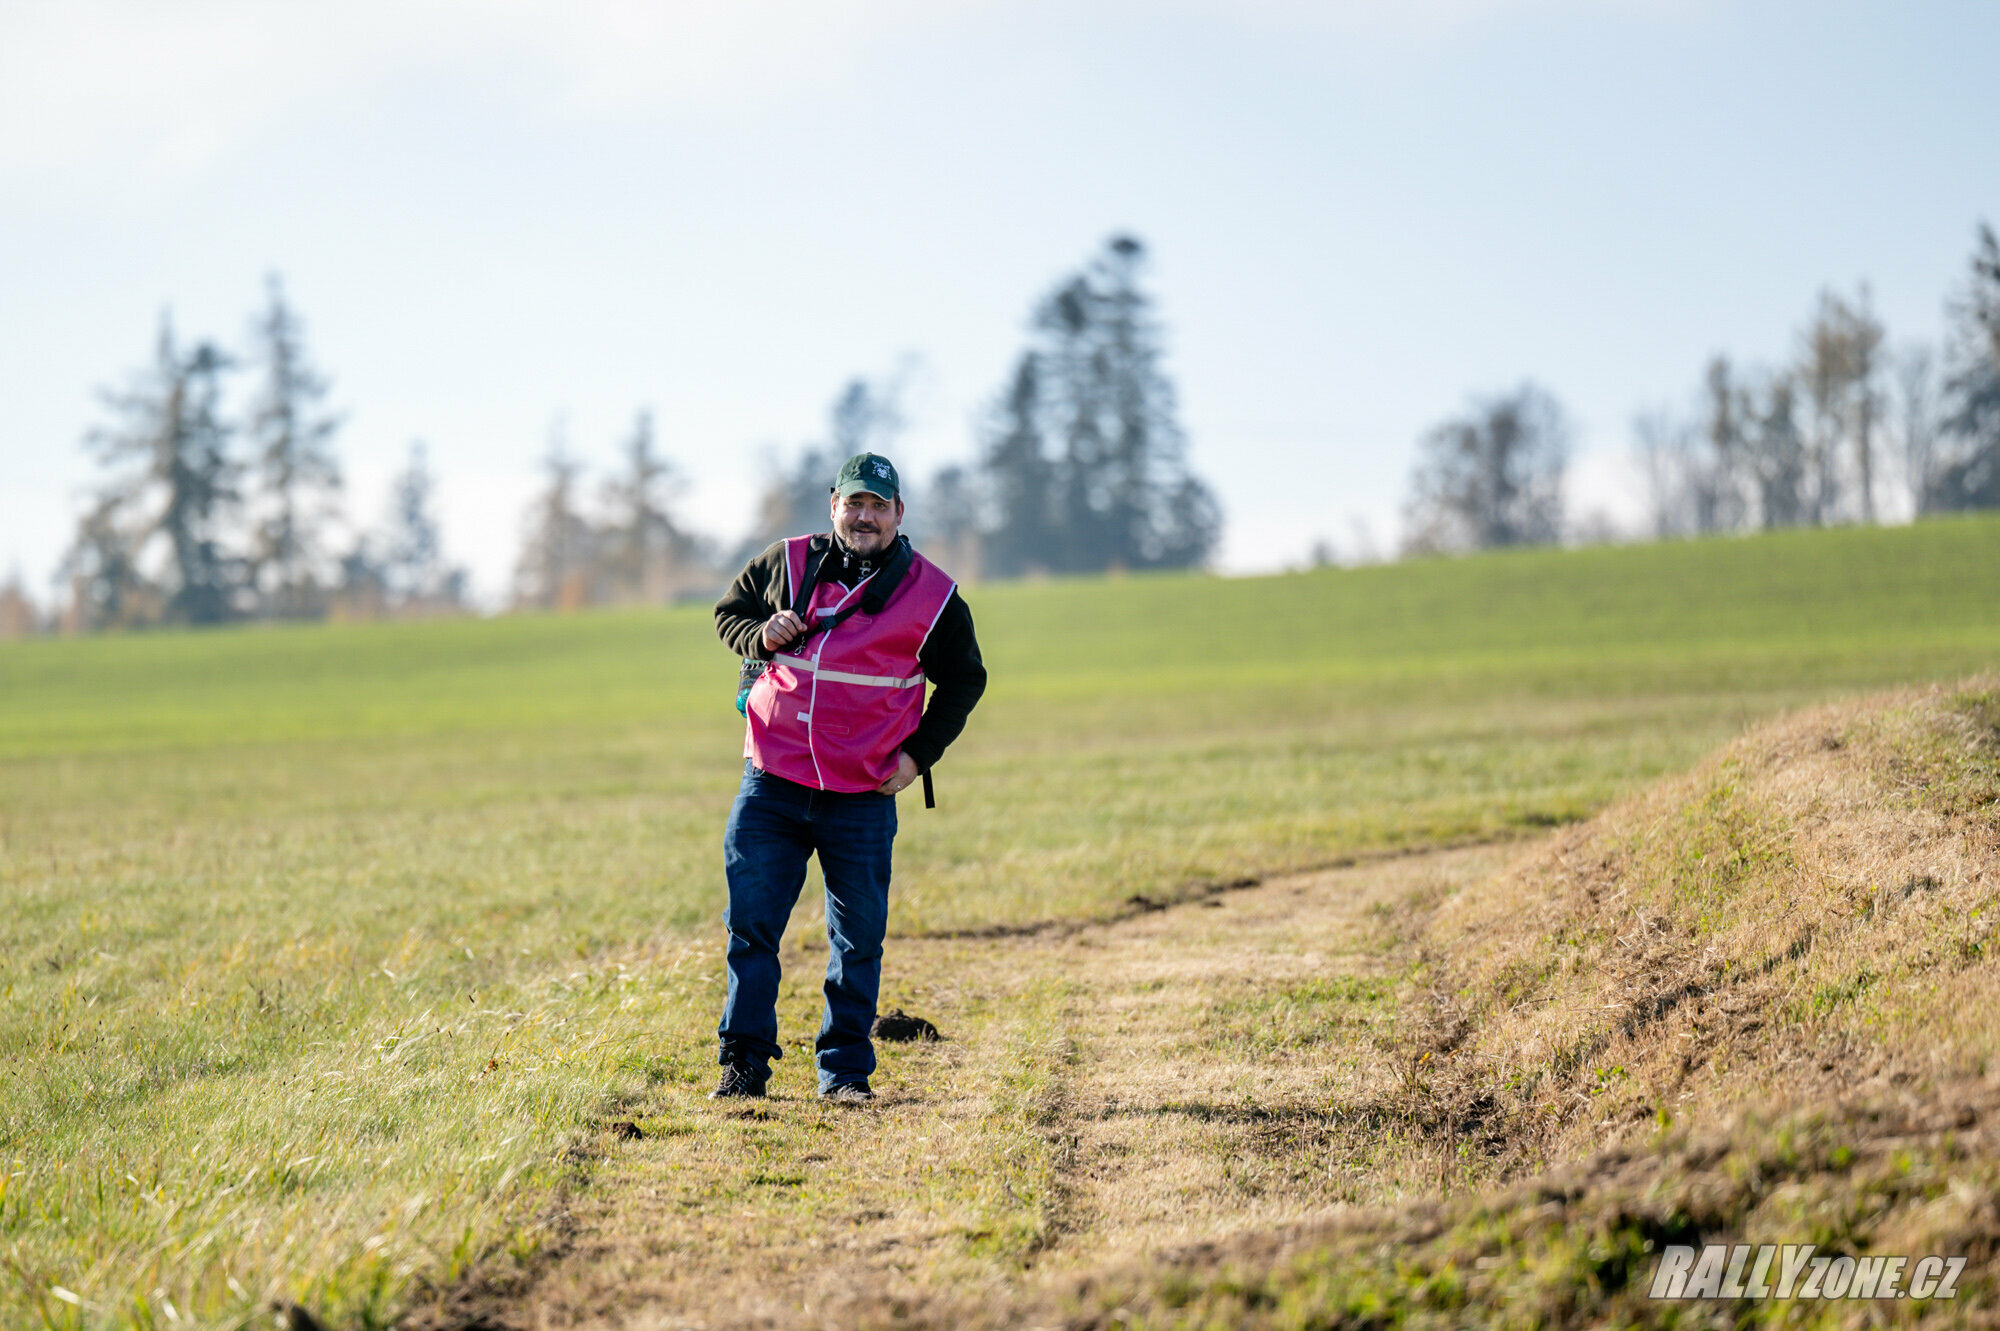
[774, 656, 927, 689]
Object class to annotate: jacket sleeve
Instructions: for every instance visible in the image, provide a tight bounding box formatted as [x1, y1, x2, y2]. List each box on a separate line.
[713, 542, 789, 659]
[903, 591, 986, 771]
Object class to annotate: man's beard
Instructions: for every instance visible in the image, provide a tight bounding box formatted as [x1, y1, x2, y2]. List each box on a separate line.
[837, 518, 895, 553]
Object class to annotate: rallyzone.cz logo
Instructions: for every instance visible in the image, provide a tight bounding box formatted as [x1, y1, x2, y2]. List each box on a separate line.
[1649, 1244, 1965, 1301]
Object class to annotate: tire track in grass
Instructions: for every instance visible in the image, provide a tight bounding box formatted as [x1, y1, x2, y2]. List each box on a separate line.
[1035, 845, 1508, 1273]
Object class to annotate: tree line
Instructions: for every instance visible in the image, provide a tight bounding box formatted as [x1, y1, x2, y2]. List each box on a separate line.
[23, 223, 1997, 636]
[45, 277, 465, 632]
[11, 235, 1218, 636]
[1635, 224, 2000, 537]
[1400, 222, 2000, 555]
[508, 234, 1222, 605]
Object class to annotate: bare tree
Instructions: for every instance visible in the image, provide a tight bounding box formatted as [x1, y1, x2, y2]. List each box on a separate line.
[1796, 287, 1885, 524]
[1633, 406, 1695, 539]
[1798, 294, 1847, 525]
[1898, 345, 1941, 515]
[1634, 357, 1761, 539]
[1404, 383, 1568, 554]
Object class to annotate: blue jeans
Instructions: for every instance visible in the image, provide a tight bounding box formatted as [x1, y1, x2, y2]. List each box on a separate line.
[718, 761, 897, 1091]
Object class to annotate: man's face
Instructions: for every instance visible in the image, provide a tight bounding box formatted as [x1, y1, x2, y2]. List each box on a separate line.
[831, 489, 902, 556]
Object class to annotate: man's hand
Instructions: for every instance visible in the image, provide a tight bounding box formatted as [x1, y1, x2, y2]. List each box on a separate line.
[877, 751, 920, 796]
[762, 609, 809, 653]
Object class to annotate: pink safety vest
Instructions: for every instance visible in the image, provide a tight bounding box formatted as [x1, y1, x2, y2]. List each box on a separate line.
[743, 537, 958, 793]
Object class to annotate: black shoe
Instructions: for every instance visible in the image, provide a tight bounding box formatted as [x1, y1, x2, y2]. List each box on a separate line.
[709, 1063, 769, 1099]
[820, 1079, 874, 1104]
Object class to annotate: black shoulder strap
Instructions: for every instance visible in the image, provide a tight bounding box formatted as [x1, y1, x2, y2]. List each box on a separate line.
[859, 536, 914, 614]
[789, 535, 833, 620]
[789, 535, 917, 647]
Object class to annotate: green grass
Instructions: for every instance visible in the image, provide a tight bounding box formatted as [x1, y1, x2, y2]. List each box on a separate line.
[3, 515, 2000, 1326]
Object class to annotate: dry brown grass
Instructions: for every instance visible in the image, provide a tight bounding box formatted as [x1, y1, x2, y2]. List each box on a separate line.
[1407, 676, 2000, 1176]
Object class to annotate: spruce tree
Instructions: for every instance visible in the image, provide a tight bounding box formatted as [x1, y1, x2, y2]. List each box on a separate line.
[246, 275, 343, 618]
[78, 315, 242, 624]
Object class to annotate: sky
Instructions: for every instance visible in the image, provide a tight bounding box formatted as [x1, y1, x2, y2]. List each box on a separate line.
[2, 0, 1995, 605]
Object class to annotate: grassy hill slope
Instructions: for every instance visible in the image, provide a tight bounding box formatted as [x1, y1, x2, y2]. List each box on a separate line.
[2, 515, 1998, 1327]
[1024, 679, 2000, 1328]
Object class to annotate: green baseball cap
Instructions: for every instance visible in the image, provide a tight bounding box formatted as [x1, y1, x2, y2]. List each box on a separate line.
[833, 452, 901, 501]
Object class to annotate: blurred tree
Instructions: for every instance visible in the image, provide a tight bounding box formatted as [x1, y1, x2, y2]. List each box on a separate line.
[56, 493, 151, 631]
[830, 375, 905, 458]
[1404, 383, 1568, 553]
[738, 373, 908, 562]
[1696, 356, 1748, 533]
[1796, 287, 1884, 524]
[1639, 358, 1755, 538]
[1747, 374, 1808, 530]
[745, 444, 838, 559]
[984, 235, 1219, 574]
[382, 441, 464, 609]
[0, 566, 38, 640]
[328, 538, 389, 622]
[598, 409, 699, 601]
[1645, 285, 1895, 539]
[1633, 406, 1695, 539]
[514, 422, 594, 610]
[1851, 290, 1886, 523]
[1928, 222, 2000, 511]
[74, 315, 243, 625]
[246, 274, 343, 619]
[978, 354, 1055, 577]
[916, 462, 983, 578]
[1798, 296, 1847, 525]
[1898, 346, 1940, 514]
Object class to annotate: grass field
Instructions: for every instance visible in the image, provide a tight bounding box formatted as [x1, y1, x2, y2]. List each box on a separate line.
[4, 515, 2000, 1328]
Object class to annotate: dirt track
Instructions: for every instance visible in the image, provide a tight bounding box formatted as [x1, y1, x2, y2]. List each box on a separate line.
[409, 845, 1508, 1330]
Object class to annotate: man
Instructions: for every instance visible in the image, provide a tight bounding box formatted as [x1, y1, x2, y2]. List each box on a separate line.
[709, 452, 986, 1102]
